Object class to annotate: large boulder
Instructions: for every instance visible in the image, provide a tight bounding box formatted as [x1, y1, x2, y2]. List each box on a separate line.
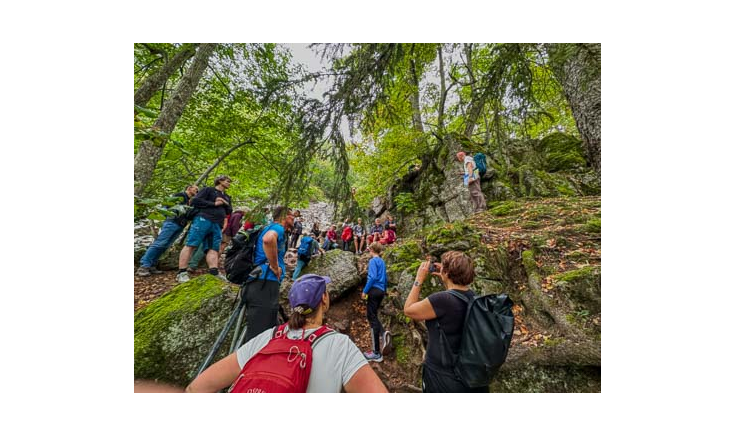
[278, 249, 361, 305]
[134, 275, 239, 386]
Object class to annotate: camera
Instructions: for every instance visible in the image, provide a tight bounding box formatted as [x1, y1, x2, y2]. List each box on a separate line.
[427, 256, 438, 273]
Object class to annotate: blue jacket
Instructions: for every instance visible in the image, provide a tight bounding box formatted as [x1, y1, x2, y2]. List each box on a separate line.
[363, 256, 387, 293]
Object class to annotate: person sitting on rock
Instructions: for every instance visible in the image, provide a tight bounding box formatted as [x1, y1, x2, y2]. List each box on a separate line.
[403, 251, 488, 393]
[323, 225, 337, 251]
[340, 219, 353, 251]
[353, 218, 365, 254]
[292, 232, 324, 280]
[379, 227, 396, 245]
[362, 242, 390, 362]
[185, 274, 388, 393]
[367, 218, 383, 246]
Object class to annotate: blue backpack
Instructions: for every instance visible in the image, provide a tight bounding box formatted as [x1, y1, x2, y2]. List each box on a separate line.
[297, 236, 313, 257]
[474, 153, 487, 178]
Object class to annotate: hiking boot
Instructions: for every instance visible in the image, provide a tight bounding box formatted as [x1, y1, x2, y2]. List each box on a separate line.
[380, 331, 393, 356]
[187, 267, 196, 274]
[363, 351, 383, 362]
[176, 271, 190, 283]
[214, 273, 229, 281]
[149, 266, 164, 275]
[136, 267, 151, 277]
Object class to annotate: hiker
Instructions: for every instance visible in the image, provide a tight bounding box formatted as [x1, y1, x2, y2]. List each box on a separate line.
[137, 184, 199, 276]
[340, 219, 353, 251]
[290, 212, 303, 249]
[362, 242, 390, 362]
[367, 218, 383, 245]
[175, 176, 232, 282]
[384, 214, 397, 232]
[353, 218, 365, 254]
[292, 232, 325, 280]
[323, 225, 337, 251]
[456, 151, 486, 213]
[403, 251, 488, 392]
[310, 221, 320, 240]
[221, 209, 244, 254]
[242, 206, 295, 342]
[379, 227, 396, 245]
[185, 274, 388, 393]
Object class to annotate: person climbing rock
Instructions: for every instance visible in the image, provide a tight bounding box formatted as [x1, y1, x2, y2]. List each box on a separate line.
[292, 232, 324, 280]
[137, 184, 199, 276]
[175, 175, 232, 282]
[456, 151, 487, 213]
[362, 242, 390, 362]
[186, 274, 388, 393]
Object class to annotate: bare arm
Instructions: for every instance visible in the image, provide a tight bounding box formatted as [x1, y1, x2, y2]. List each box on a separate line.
[262, 230, 281, 276]
[404, 261, 439, 321]
[343, 364, 389, 393]
[185, 353, 240, 393]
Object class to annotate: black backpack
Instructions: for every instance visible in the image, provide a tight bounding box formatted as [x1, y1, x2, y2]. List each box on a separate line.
[440, 290, 515, 388]
[224, 225, 266, 285]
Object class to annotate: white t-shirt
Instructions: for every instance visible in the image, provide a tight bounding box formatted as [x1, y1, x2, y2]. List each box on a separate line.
[463, 156, 479, 185]
[236, 326, 368, 393]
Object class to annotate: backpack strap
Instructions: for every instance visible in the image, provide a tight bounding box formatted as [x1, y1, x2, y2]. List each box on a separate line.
[272, 323, 288, 339]
[307, 325, 336, 348]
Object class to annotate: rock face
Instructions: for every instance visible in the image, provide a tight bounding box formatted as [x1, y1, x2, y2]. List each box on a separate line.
[134, 275, 239, 386]
[375, 132, 601, 235]
[279, 249, 361, 303]
[382, 196, 602, 392]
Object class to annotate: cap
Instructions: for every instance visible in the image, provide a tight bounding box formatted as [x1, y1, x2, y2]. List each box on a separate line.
[288, 274, 331, 315]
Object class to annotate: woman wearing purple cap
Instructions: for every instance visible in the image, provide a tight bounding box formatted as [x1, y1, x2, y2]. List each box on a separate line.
[186, 274, 387, 393]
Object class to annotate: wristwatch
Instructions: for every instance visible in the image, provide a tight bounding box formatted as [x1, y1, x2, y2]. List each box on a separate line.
[413, 281, 422, 287]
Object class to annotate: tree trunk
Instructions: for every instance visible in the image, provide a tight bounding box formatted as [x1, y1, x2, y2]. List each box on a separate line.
[437, 45, 447, 135]
[134, 43, 216, 196]
[408, 56, 424, 133]
[545, 43, 601, 174]
[134, 44, 197, 109]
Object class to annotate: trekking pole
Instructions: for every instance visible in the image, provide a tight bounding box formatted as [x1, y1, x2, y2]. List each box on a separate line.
[196, 296, 246, 376]
[229, 300, 247, 354]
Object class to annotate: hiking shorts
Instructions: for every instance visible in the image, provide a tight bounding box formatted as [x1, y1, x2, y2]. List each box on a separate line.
[186, 216, 222, 252]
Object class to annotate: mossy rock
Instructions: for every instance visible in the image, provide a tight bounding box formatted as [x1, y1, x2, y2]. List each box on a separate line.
[552, 266, 601, 314]
[540, 133, 586, 172]
[491, 364, 600, 392]
[134, 275, 239, 386]
[424, 221, 481, 254]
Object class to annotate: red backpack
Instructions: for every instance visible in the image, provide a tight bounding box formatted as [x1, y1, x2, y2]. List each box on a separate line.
[228, 323, 335, 393]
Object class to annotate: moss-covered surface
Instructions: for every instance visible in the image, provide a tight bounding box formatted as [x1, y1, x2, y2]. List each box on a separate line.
[134, 275, 239, 386]
[491, 365, 601, 393]
[540, 132, 587, 172]
[382, 195, 601, 392]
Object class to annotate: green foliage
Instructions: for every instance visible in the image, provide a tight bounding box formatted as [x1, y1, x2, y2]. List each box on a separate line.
[394, 192, 417, 214]
[585, 218, 601, 233]
[490, 200, 520, 216]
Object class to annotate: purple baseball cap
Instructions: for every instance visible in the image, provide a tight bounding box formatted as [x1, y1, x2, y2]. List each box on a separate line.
[288, 274, 331, 314]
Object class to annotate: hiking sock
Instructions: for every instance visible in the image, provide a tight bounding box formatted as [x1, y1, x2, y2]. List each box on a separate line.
[178, 268, 187, 274]
[208, 268, 219, 276]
